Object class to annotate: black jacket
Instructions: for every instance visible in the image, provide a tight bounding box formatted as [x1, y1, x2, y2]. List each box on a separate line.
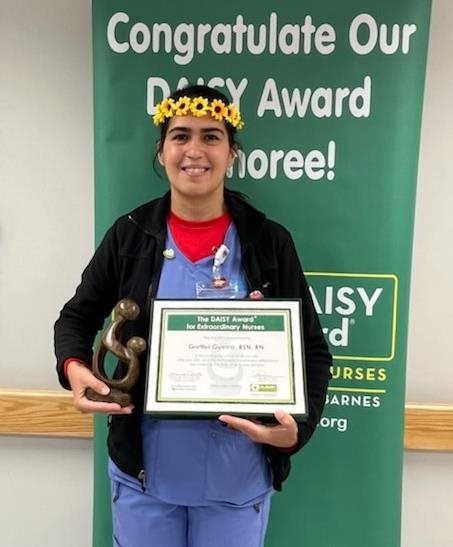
[54, 190, 331, 491]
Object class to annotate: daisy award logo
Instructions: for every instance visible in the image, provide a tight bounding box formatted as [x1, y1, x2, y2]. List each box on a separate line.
[306, 273, 398, 361]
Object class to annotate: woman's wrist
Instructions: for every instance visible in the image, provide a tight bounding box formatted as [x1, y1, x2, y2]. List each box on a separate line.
[63, 358, 89, 379]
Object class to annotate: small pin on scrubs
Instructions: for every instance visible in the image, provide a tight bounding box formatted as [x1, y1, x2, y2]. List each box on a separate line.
[163, 248, 175, 259]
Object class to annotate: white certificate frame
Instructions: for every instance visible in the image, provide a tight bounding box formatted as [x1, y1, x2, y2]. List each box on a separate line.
[144, 299, 307, 419]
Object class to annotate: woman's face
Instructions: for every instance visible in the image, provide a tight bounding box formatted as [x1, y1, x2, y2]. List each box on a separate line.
[158, 115, 235, 208]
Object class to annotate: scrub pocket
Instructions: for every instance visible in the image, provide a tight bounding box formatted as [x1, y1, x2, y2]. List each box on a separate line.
[204, 421, 272, 505]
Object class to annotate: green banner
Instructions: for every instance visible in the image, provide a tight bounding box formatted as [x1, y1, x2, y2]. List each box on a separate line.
[92, 1, 431, 545]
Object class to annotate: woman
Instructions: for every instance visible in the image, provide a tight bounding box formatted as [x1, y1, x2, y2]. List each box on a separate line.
[55, 85, 331, 547]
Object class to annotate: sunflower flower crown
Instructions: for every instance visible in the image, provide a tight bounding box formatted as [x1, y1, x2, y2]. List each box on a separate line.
[153, 96, 244, 130]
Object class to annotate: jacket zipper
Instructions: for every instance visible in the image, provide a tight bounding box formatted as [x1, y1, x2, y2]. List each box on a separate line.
[128, 213, 165, 325]
[128, 213, 165, 486]
[241, 245, 254, 293]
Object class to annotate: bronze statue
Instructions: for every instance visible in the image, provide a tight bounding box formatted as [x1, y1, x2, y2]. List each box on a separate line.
[85, 299, 146, 407]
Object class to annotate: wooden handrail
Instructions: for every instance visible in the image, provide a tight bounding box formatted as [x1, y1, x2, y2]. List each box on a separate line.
[0, 389, 452, 451]
[404, 403, 453, 451]
[0, 389, 92, 438]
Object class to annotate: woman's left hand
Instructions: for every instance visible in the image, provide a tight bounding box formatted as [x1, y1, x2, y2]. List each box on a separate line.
[218, 410, 298, 449]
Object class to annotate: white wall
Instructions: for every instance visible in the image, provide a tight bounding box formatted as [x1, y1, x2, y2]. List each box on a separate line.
[0, 436, 92, 547]
[0, 0, 94, 390]
[405, 0, 453, 402]
[401, 2, 453, 545]
[0, 1, 451, 546]
[1, 2, 94, 545]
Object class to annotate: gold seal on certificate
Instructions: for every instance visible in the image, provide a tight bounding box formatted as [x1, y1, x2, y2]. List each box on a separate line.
[144, 299, 307, 418]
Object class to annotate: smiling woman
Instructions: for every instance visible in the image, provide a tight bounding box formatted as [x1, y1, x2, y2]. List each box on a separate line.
[157, 115, 235, 218]
[54, 84, 332, 547]
[153, 86, 240, 220]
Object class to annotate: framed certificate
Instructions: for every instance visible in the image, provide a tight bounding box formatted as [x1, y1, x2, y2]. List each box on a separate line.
[144, 299, 307, 418]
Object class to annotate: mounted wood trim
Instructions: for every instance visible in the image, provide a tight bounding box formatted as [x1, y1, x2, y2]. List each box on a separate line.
[0, 389, 92, 438]
[404, 403, 453, 452]
[1, 390, 452, 451]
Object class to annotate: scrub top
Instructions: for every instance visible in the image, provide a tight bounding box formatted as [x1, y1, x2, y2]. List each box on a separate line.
[109, 223, 273, 506]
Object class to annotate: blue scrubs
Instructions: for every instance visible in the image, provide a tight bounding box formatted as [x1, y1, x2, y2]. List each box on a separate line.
[109, 223, 273, 546]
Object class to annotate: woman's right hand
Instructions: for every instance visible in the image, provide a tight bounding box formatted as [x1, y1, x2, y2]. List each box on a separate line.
[66, 360, 134, 415]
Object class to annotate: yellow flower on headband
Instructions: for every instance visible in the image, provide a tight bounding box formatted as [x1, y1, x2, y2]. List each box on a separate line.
[225, 104, 244, 129]
[153, 96, 244, 129]
[190, 97, 210, 117]
[153, 109, 166, 125]
[210, 99, 228, 121]
[160, 98, 175, 117]
[174, 96, 191, 116]
[153, 98, 176, 125]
